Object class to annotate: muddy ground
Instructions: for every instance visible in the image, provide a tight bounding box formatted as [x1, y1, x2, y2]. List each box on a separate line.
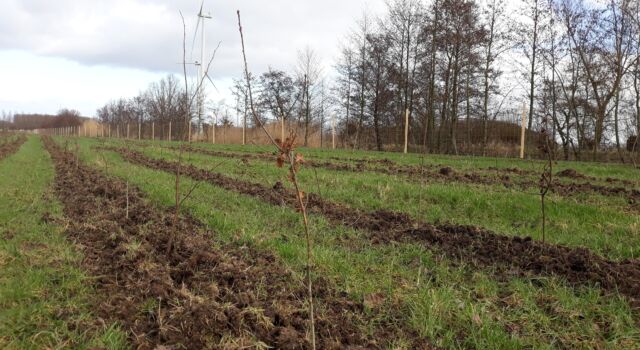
[45, 138, 428, 349]
[158, 144, 640, 206]
[107, 146, 640, 304]
[0, 134, 27, 160]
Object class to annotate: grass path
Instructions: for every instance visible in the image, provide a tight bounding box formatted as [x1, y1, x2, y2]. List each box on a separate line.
[0, 136, 127, 349]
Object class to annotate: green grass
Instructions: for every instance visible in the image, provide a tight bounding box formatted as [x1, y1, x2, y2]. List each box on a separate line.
[102, 138, 640, 261]
[130, 138, 640, 182]
[0, 136, 128, 350]
[59, 136, 640, 349]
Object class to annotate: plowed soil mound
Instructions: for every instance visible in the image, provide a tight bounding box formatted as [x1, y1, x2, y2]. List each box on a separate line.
[0, 135, 27, 160]
[46, 139, 427, 349]
[166, 145, 639, 204]
[557, 168, 586, 179]
[109, 146, 640, 303]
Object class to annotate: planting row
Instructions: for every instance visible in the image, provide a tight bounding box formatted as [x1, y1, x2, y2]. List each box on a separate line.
[102, 140, 640, 261]
[59, 136, 640, 348]
[100, 145, 640, 304]
[0, 134, 27, 161]
[43, 137, 427, 349]
[166, 144, 640, 205]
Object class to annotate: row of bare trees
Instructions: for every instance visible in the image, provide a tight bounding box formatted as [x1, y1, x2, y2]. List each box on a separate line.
[230, 47, 329, 147]
[96, 75, 192, 139]
[229, 0, 640, 161]
[87, 0, 640, 161]
[2, 109, 83, 131]
[331, 0, 640, 160]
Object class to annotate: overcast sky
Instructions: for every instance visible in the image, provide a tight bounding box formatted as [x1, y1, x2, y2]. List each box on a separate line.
[0, 0, 387, 117]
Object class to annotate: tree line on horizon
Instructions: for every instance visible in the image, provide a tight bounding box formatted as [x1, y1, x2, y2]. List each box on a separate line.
[5, 0, 639, 161]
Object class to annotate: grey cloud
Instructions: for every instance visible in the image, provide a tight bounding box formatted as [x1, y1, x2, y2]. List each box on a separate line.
[0, 0, 385, 78]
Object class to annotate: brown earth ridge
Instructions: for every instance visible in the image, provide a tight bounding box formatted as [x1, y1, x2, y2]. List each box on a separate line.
[102, 145, 640, 304]
[45, 138, 428, 349]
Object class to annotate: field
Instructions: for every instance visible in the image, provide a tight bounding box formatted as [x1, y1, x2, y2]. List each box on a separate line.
[1, 134, 640, 349]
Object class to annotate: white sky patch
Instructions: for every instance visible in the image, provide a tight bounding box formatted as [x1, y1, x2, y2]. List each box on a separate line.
[0, 0, 386, 116]
[0, 50, 167, 116]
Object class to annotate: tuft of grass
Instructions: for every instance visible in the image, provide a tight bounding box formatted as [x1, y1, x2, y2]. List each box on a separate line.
[0, 136, 128, 350]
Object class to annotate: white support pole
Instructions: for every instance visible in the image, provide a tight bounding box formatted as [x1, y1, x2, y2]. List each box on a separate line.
[152, 122, 155, 141]
[199, 15, 205, 132]
[196, 9, 210, 137]
[403, 108, 409, 154]
[127, 123, 130, 139]
[138, 122, 141, 140]
[169, 121, 172, 141]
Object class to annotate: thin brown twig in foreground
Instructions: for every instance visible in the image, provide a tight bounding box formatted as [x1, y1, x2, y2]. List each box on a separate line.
[236, 10, 316, 350]
[237, 11, 282, 153]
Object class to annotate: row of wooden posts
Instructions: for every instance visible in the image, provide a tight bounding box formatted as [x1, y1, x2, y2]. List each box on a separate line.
[41, 105, 529, 158]
[45, 121, 203, 143]
[44, 116, 342, 151]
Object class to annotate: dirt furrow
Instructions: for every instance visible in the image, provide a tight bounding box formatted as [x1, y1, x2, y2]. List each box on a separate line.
[45, 138, 427, 349]
[163, 144, 640, 205]
[107, 146, 640, 303]
[0, 134, 27, 160]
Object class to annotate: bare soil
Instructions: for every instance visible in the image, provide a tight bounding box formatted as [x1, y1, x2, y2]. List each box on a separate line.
[0, 135, 27, 160]
[46, 139, 427, 349]
[170, 145, 640, 205]
[109, 146, 640, 304]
